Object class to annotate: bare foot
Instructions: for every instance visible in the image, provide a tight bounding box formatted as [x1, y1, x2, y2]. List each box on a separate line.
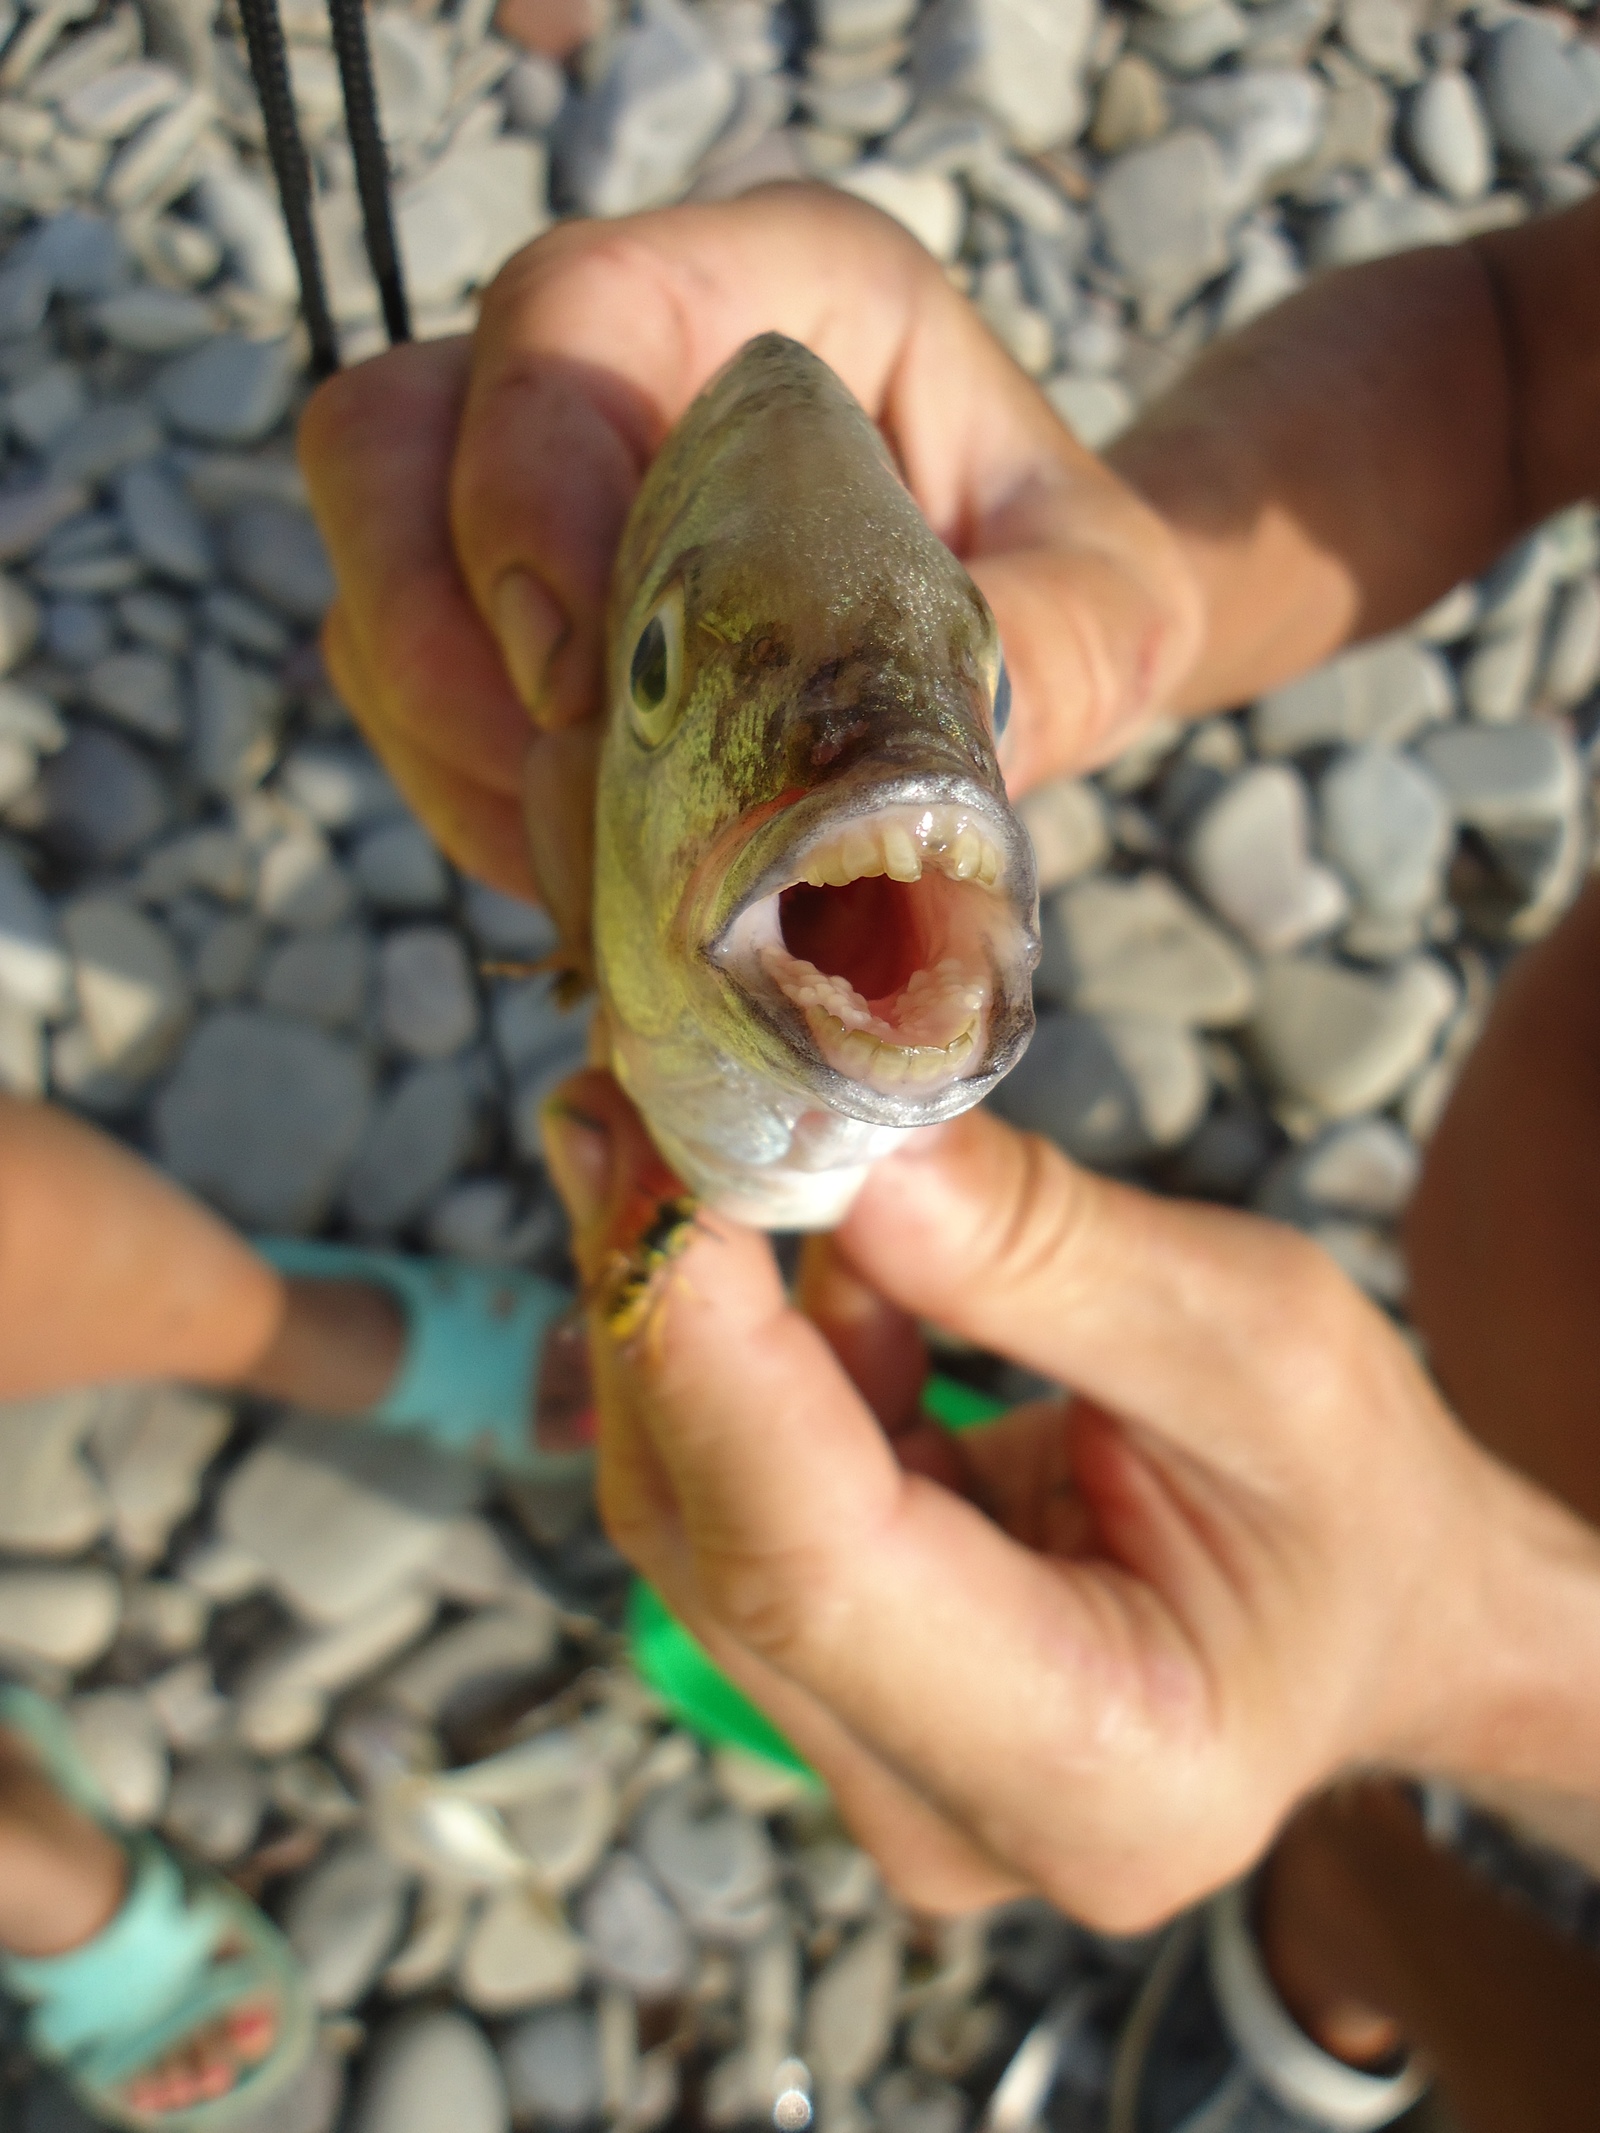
[120, 1989, 277, 2115]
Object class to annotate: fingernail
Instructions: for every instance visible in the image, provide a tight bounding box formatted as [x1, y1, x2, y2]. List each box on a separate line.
[493, 569, 567, 722]
[541, 1098, 613, 1231]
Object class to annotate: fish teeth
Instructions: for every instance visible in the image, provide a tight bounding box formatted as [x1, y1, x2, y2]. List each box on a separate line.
[882, 825, 922, 881]
[795, 808, 1004, 893]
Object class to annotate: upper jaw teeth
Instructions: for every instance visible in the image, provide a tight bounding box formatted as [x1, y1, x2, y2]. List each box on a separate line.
[796, 805, 1005, 891]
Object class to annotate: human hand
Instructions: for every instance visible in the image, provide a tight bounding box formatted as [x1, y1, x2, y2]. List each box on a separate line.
[298, 184, 1202, 941]
[538, 1066, 1530, 1927]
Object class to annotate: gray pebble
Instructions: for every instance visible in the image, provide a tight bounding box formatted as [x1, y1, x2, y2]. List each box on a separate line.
[342, 1057, 476, 1234]
[1460, 621, 1541, 725]
[1016, 776, 1110, 893]
[1405, 69, 1492, 204]
[1187, 764, 1349, 954]
[48, 400, 164, 485]
[153, 1005, 372, 1230]
[117, 460, 215, 584]
[579, 1852, 693, 1997]
[0, 839, 71, 1017]
[225, 501, 335, 624]
[200, 586, 291, 658]
[911, 0, 1095, 152]
[990, 1007, 1208, 1164]
[117, 587, 191, 652]
[256, 926, 370, 1028]
[1317, 745, 1451, 923]
[1095, 129, 1232, 330]
[193, 910, 264, 1000]
[1541, 575, 1600, 707]
[27, 209, 129, 298]
[257, 828, 356, 932]
[1417, 720, 1581, 834]
[0, 477, 90, 561]
[39, 724, 172, 863]
[8, 360, 87, 449]
[285, 1838, 412, 2012]
[351, 2013, 509, 2133]
[190, 640, 284, 794]
[89, 283, 215, 351]
[499, 2007, 603, 2128]
[61, 890, 190, 1077]
[46, 593, 112, 665]
[163, 1747, 266, 1864]
[378, 924, 481, 1059]
[556, 0, 736, 218]
[1037, 872, 1257, 1026]
[1478, 16, 1600, 166]
[0, 572, 40, 670]
[153, 334, 297, 445]
[1339, 0, 1421, 84]
[353, 818, 450, 912]
[82, 647, 185, 743]
[1131, 0, 1246, 76]
[1252, 634, 1452, 754]
[1247, 954, 1456, 1117]
[280, 741, 402, 830]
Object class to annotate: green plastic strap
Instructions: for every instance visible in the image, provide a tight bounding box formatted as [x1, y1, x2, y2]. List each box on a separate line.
[627, 1371, 1008, 1776]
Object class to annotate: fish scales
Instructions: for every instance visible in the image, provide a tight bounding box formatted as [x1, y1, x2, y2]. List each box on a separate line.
[595, 333, 1040, 1229]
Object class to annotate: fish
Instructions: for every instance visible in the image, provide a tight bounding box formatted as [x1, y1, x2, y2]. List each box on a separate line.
[593, 332, 1040, 1230]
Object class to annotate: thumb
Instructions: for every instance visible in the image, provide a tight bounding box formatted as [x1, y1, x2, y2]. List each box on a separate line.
[838, 1107, 1395, 1483]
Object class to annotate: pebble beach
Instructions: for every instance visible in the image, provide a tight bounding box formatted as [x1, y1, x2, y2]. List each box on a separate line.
[0, 0, 1596, 2123]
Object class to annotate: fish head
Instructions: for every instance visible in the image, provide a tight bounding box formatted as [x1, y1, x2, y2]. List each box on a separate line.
[595, 333, 1039, 1131]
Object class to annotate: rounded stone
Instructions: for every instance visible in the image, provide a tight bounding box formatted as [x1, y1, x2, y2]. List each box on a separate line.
[163, 1749, 266, 1864]
[153, 335, 298, 445]
[1317, 746, 1451, 921]
[67, 1688, 168, 1826]
[1478, 17, 1600, 166]
[458, 1890, 588, 2012]
[577, 1852, 693, 1997]
[378, 926, 481, 1060]
[499, 2006, 603, 2127]
[1247, 954, 1457, 1117]
[1036, 873, 1257, 1026]
[1406, 69, 1492, 204]
[61, 892, 191, 1077]
[152, 1007, 372, 1231]
[225, 503, 335, 625]
[351, 2013, 509, 2133]
[1187, 765, 1350, 954]
[0, 1566, 121, 1667]
[989, 1008, 1208, 1164]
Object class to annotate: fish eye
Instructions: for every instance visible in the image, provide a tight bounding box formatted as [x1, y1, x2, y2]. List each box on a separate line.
[992, 657, 1011, 739]
[627, 586, 684, 745]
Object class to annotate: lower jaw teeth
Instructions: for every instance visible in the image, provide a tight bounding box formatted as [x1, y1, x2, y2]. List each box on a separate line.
[806, 1008, 977, 1085]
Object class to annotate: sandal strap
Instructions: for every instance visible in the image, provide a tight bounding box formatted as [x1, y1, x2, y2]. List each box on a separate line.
[253, 1239, 574, 1471]
[4, 1840, 227, 2059]
[1206, 1882, 1427, 2128]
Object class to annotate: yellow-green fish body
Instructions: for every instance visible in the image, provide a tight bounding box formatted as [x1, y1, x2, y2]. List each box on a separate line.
[595, 333, 1039, 1228]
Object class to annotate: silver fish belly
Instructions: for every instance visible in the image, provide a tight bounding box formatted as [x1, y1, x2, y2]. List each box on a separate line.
[594, 332, 1040, 1229]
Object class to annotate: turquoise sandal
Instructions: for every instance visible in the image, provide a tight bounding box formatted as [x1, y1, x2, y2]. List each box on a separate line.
[0, 1687, 317, 2133]
[252, 1241, 593, 1478]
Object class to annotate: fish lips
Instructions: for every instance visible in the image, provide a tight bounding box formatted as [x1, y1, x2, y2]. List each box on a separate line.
[700, 769, 1041, 1129]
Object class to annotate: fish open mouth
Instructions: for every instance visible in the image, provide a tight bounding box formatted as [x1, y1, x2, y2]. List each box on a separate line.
[712, 796, 1029, 1102]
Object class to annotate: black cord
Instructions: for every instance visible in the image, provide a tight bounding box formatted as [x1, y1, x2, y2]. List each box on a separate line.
[327, 0, 412, 348]
[235, 0, 341, 378]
